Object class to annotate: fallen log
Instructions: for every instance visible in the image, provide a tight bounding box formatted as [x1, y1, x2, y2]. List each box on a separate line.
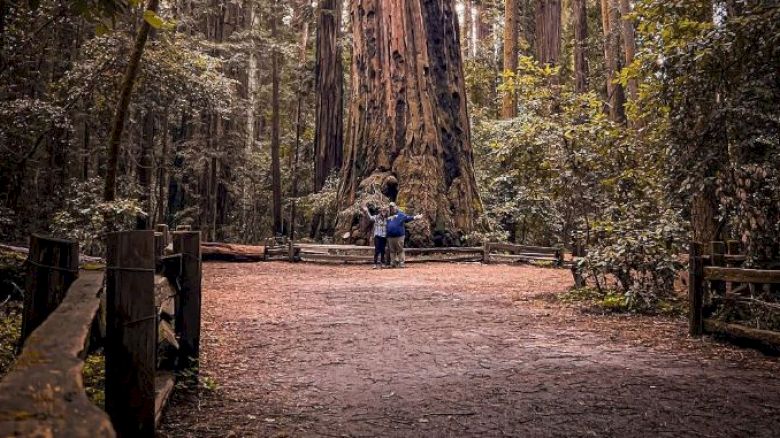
[201, 242, 265, 262]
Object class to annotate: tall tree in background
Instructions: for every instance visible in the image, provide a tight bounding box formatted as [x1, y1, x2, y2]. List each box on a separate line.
[462, 0, 474, 58]
[313, 0, 343, 192]
[618, 0, 637, 102]
[501, 0, 519, 118]
[104, 0, 160, 203]
[601, 0, 625, 122]
[270, 0, 283, 235]
[337, 0, 483, 246]
[572, 0, 589, 93]
[535, 0, 561, 67]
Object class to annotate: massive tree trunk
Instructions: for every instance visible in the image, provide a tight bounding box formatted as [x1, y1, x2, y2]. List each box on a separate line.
[572, 0, 589, 93]
[270, 0, 283, 235]
[501, 0, 519, 118]
[313, 0, 344, 192]
[534, 0, 561, 66]
[337, 0, 483, 247]
[600, 0, 625, 122]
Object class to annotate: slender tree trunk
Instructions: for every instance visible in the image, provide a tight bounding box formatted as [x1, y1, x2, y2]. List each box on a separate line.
[138, 109, 155, 229]
[156, 109, 169, 225]
[462, 0, 473, 59]
[270, 0, 283, 235]
[338, 0, 483, 246]
[534, 0, 561, 66]
[82, 119, 90, 180]
[104, 0, 160, 202]
[501, 0, 519, 118]
[600, 0, 625, 122]
[572, 0, 589, 93]
[290, 0, 312, 241]
[618, 0, 637, 101]
[313, 0, 343, 192]
[243, 0, 258, 229]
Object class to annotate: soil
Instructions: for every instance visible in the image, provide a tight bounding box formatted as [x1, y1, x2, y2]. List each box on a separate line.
[159, 262, 780, 437]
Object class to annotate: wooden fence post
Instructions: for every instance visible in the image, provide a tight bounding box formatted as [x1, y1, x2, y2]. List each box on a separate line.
[173, 231, 202, 375]
[482, 241, 490, 264]
[20, 235, 79, 348]
[155, 224, 169, 246]
[710, 241, 726, 300]
[689, 242, 704, 336]
[105, 230, 156, 437]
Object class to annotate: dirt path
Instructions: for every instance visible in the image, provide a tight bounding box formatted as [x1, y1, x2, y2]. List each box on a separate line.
[160, 262, 780, 437]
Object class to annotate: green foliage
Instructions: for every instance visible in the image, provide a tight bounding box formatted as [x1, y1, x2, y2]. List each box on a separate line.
[0, 309, 21, 380]
[632, 1, 780, 262]
[82, 352, 106, 408]
[51, 178, 144, 256]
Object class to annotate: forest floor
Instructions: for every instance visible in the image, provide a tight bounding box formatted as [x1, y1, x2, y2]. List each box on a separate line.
[159, 262, 780, 437]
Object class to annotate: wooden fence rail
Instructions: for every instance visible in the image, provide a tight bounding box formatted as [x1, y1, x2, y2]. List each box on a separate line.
[689, 240, 780, 349]
[264, 241, 564, 266]
[0, 227, 202, 437]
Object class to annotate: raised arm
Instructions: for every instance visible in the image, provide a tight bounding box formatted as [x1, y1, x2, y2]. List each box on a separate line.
[362, 205, 377, 222]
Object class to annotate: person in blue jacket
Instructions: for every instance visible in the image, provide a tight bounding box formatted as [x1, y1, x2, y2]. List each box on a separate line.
[386, 202, 423, 268]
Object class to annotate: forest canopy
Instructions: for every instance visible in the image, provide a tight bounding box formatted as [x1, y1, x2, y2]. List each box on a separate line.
[1, 0, 778, 307]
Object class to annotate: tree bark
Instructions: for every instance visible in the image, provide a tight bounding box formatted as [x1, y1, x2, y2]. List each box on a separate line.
[270, 0, 283, 235]
[501, 0, 519, 118]
[104, 0, 160, 203]
[313, 0, 344, 192]
[600, 0, 625, 122]
[138, 108, 155, 229]
[290, 0, 312, 240]
[534, 0, 561, 66]
[618, 0, 637, 101]
[337, 0, 483, 246]
[462, 0, 473, 59]
[572, 0, 589, 93]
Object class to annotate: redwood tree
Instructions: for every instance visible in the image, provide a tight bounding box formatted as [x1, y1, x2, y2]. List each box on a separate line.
[572, 0, 589, 93]
[501, 0, 519, 118]
[337, 0, 483, 246]
[314, 0, 344, 192]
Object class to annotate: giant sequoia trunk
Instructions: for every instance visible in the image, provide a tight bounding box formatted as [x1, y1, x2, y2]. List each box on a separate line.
[313, 0, 344, 191]
[336, 0, 483, 247]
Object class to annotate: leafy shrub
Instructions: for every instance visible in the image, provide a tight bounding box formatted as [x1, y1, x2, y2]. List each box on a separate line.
[51, 178, 144, 256]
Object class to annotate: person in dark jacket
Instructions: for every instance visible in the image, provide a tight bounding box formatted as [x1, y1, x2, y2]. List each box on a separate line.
[386, 202, 423, 268]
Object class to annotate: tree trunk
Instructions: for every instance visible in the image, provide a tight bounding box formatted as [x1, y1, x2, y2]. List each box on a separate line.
[243, 0, 258, 227]
[618, 0, 637, 101]
[600, 0, 625, 122]
[572, 0, 589, 93]
[501, 0, 519, 118]
[290, 0, 312, 241]
[270, 0, 283, 235]
[313, 0, 344, 192]
[337, 0, 483, 247]
[534, 0, 561, 66]
[156, 109, 169, 225]
[104, 0, 160, 203]
[138, 109, 155, 229]
[462, 0, 473, 59]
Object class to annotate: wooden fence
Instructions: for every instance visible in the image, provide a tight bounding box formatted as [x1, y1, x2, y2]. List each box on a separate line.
[0, 227, 202, 437]
[689, 240, 780, 348]
[265, 241, 564, 266]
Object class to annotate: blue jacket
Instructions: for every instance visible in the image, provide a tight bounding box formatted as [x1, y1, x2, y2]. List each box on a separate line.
[386, 211, 414, 238]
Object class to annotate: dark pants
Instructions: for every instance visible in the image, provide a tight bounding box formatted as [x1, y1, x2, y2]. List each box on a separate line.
[374, 236, 387, 265]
